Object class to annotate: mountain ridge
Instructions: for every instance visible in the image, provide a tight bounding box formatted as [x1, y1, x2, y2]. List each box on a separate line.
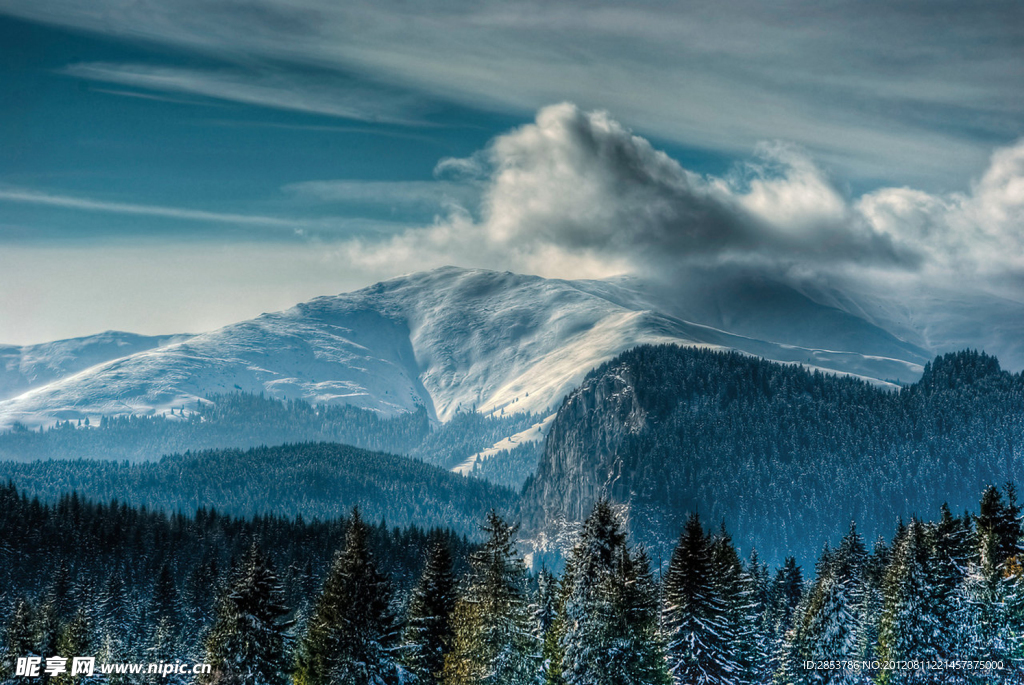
[0, 266, 1004, 431]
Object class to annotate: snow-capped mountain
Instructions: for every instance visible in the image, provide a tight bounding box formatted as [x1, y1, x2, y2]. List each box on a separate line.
[0, 331, 190, 403]
[0, 266, 1011, 431]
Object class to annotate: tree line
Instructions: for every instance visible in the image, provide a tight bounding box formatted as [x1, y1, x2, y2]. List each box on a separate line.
[0, 442, 516, 537]
[4, 483, 1023, 684]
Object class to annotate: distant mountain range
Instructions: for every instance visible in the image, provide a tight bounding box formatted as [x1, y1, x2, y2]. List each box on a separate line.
[8, 265, 1021, 432]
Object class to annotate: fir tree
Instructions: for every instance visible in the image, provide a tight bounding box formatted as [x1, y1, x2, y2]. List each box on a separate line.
[927, 504, 971, 661]
[532, 568, 558, 639]
[710, 526, 758, 685]
[201, 544, 291, 685]
[663, 513, 735, 685]
[36, 561, 73, 668]
[788, 524, 867, 683]
[876, 520, 935, 684]
[760, 558, 803, 683]
[1, 597, 37, 683]
[402, 536, 456, 685]
[962, 484, 1024, 664]
[295, 508, 400, 685]
[558, 500, 669, 685]
[53, 608, 92, 685]
[442, 511, 540, 685]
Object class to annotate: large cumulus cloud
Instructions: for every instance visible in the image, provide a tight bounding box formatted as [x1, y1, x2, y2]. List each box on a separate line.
[346, 103, 1024, 289]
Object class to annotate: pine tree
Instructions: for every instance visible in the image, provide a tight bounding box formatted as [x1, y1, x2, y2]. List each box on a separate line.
[36, 560, 73, 667]
[558, 500, 668, 685]
[854, 537, 889, 665]
[614, 546, 672, 685]
[53, 608, 92, 685]
[442, 511, 540, 685]
[960, 485, 1024, 664]
[710, 526, 758, 685]
[201, 544, 291, 685]
[402, 536, 456, 685]
[927, 504, 970, 662]
[541, 575, 568, 685]
[151, 563, 181, 631]
[1, 597, 37, 683]
[787, 524, 867, 683]
[876, 520, 935, 684]
[295, 509, 400, 685]
[532, 568, 558, 639]
[760, 558, 803, 684]
[663, 513, 735, 685]
[147, 563, 182, 665]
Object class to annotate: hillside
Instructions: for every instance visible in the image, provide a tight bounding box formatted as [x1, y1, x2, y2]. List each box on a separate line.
[521, 345, 1024, 564]
[0, 441, 517, 536]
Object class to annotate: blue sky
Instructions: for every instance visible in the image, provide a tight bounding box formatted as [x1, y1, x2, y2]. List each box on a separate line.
[1, 2, 1022, 343]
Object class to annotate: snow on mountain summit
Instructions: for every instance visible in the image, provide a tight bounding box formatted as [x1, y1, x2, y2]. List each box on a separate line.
[0, 267, 930, 430]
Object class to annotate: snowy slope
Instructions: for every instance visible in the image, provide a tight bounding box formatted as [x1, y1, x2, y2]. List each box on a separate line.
[0, 266, 961, 431]
[0, 331, 190, 402]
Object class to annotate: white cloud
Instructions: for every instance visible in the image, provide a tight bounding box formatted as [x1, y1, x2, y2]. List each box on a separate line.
[0, 186, 306, 229]
[63, 62, 426, 124]
[283, 179, 479, 211]
[858, 140, 1024, 285]
[343, 104, 1024, 293]
[342, 104, 907, 278]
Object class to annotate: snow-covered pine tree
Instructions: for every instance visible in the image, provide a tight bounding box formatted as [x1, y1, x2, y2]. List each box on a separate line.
[0, 597, 36, 684]
[183, 558, 222, 643]
[926, 504, 971, 663]
[876, 519, 936, 684]
[201, 544, 291, 685]
[95, 572, 129, 649]
[854, 537, 888, 665]
[294, 508, 401, 685]
[958, 484, 1024, 666]
[560, 500, 626, 685]
[150, 563, 181, 633]
[759, 558, 803, 684]
[147, 563, 183, 667]
[558, 500, 668, 685]
[402, 535, 457, 685]
[747, 550, 770, 662]
[788, 524, 867, 684]
[532, 568, 558, 640]
[36, 560, 73, 668]
[540, 574, 568, 685]
[54, 608, 93, 685]
[710, 526, 758, 685]
[441, 511, 540, 685]
[613, 545, 671, 685]
[663, 513, 735, 685]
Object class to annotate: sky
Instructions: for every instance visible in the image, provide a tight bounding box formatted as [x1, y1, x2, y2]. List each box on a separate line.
[0, 1, 1022, 344]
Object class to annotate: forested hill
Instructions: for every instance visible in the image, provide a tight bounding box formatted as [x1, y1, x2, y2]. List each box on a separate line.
[0, 442, 517, 536]
[522, 345, 1024, 565]
[0, 392, 539, 483]
[0, 393, 430, 462]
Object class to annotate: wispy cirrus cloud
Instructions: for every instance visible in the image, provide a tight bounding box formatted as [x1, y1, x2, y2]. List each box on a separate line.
[6, 0, 1022, 187]
[0, 186, 307, 229]
[283, 179, 479, 212]
[63, 62, 429, 125]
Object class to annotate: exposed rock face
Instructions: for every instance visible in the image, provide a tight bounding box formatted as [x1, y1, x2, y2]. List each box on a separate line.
[521, 360, 649, 535]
